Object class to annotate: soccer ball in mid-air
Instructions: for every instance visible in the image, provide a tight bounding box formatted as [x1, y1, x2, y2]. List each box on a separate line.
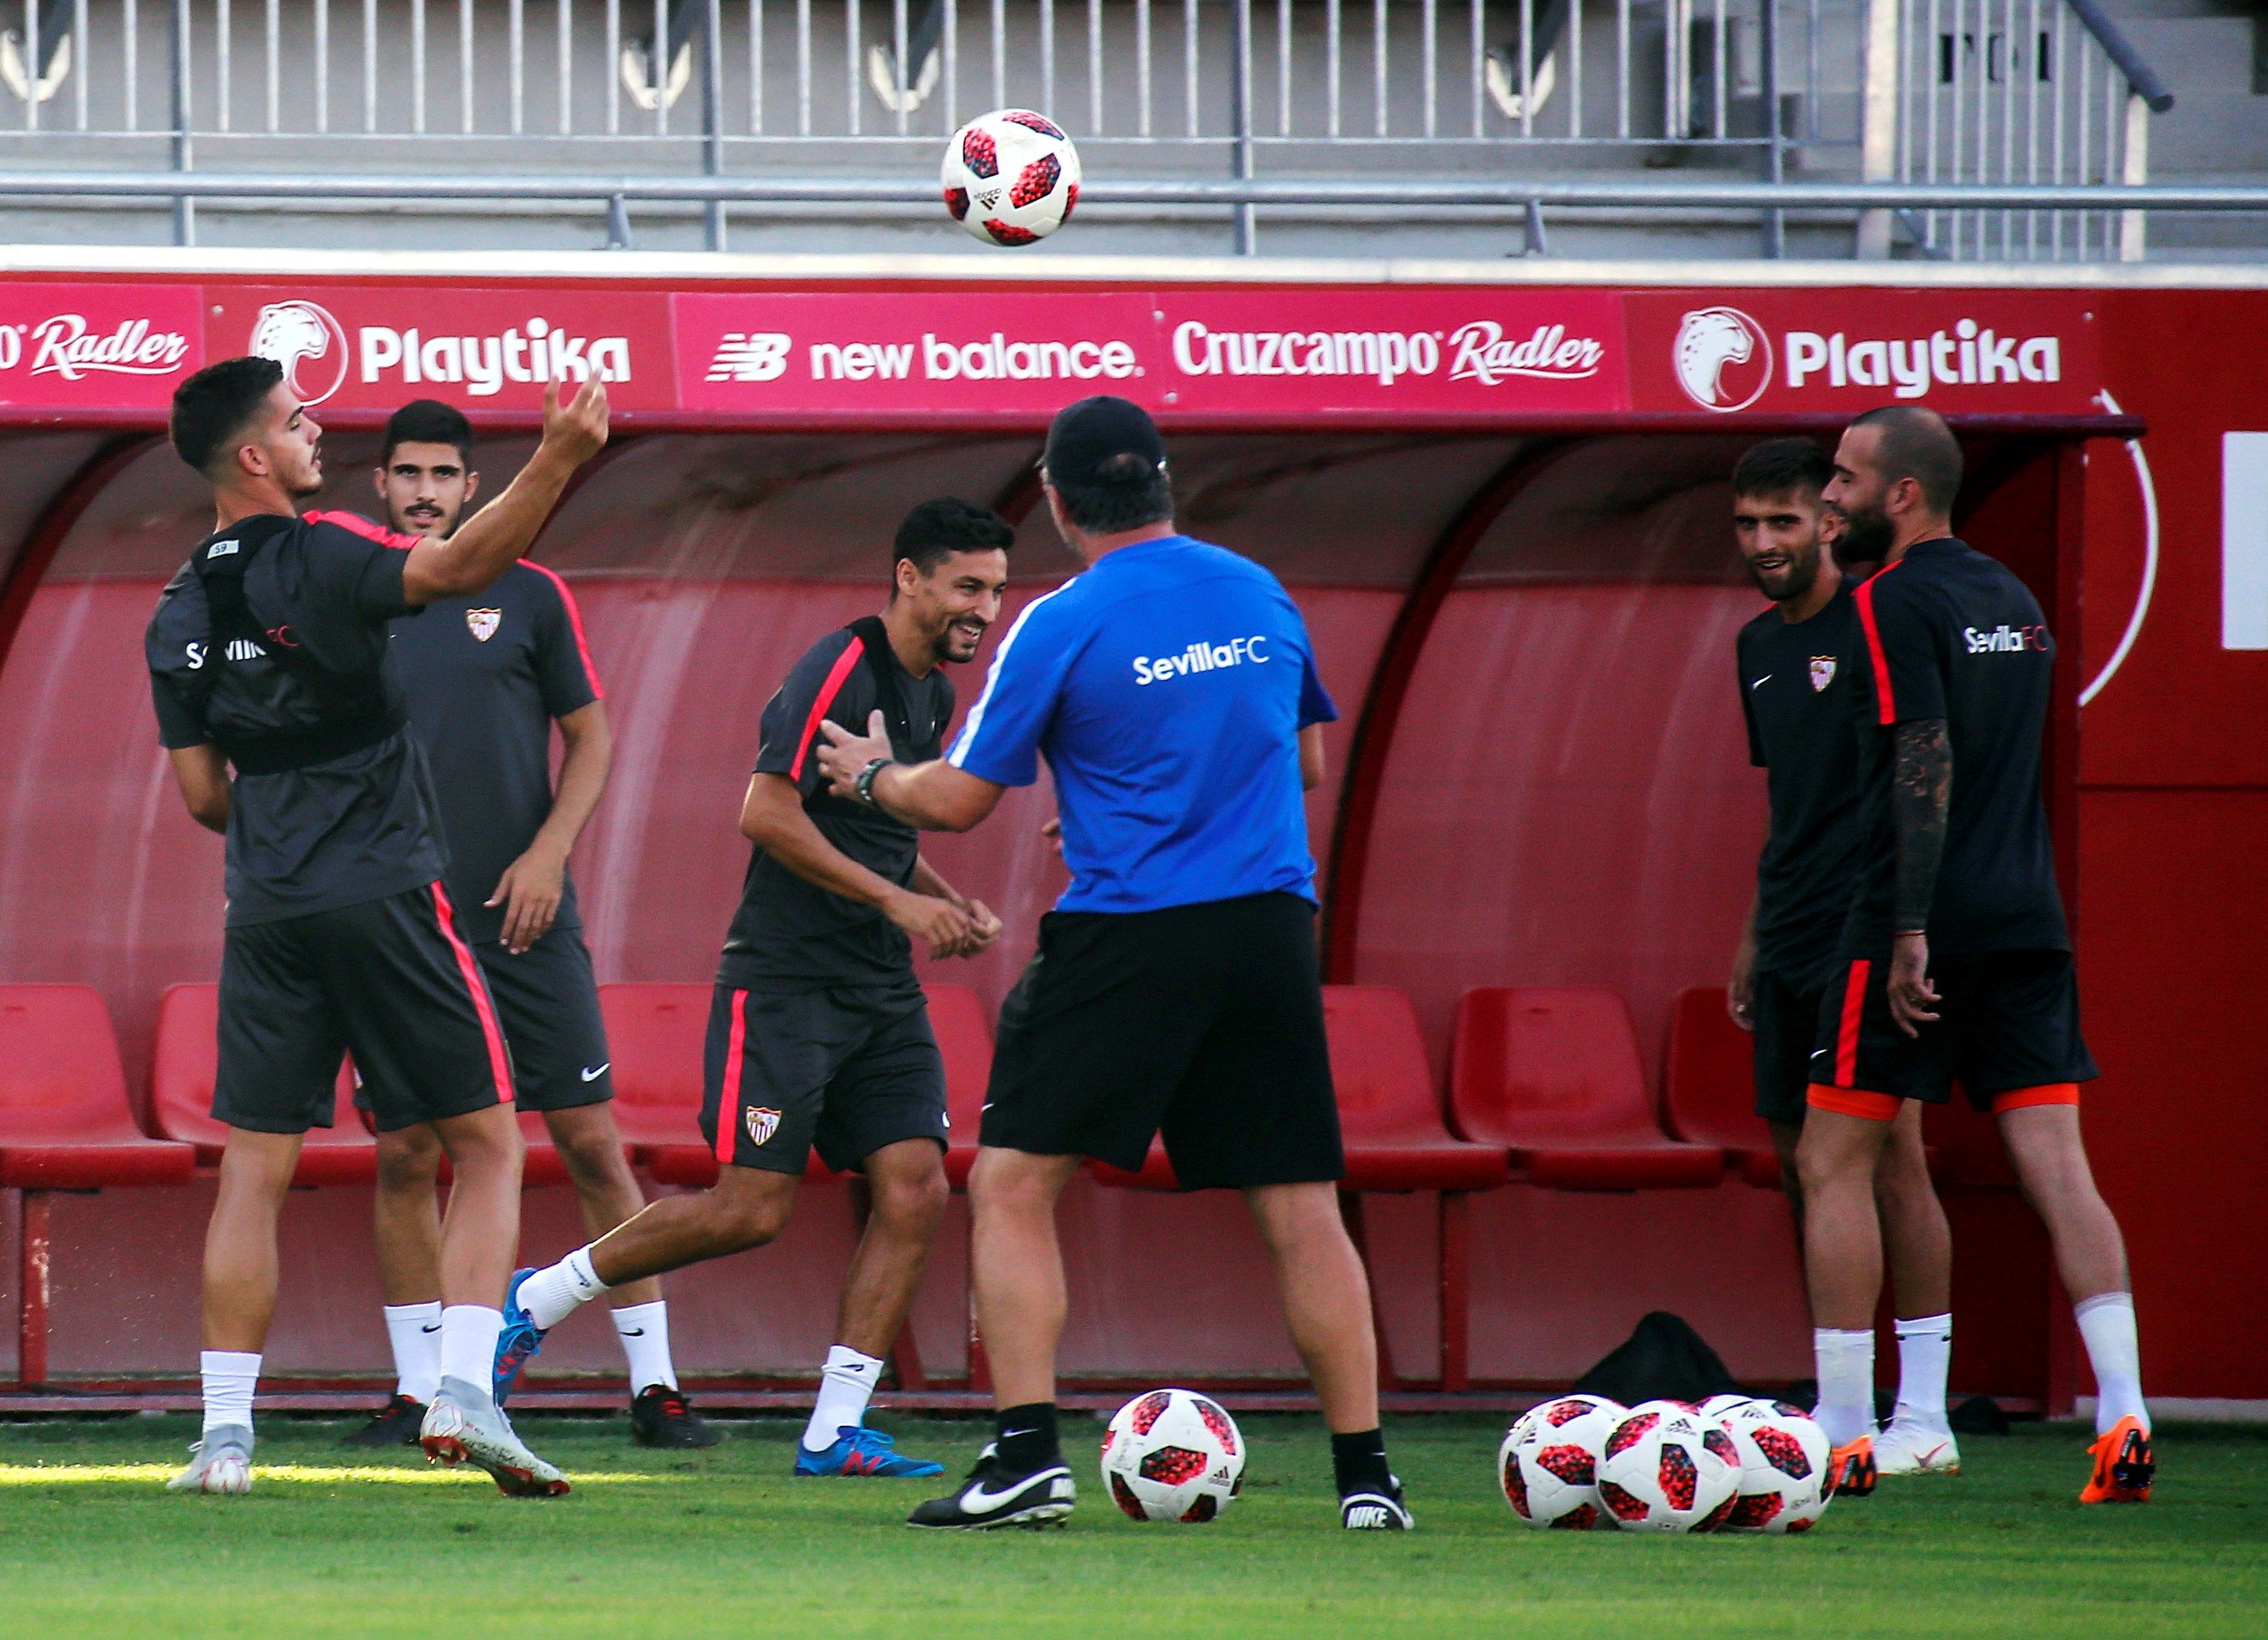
[1594, 1401, 1742, 1533]
[1100, 1388, 1245, 1522]
[941, 108, 1081, 245]
[1710, 1399, 1833, 1534]
[1499, 1394, 1624, 1530]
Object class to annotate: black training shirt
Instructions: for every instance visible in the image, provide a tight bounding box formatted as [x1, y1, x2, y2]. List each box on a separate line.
[717, 626, 956, 993]
[1843, 537, 2070, 956]
[1737, 576, 1866, 979]
[390, 560, 603, 945]
[146, 511, 446, 927]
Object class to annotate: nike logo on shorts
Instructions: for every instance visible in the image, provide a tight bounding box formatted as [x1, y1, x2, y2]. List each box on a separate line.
[1751, 676, 1772, 690]
[580, 1063, 610, 1082]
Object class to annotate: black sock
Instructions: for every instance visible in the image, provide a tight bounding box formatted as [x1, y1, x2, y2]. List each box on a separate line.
[1331, 1428, 1393, 1498]
[995, 1403, 1060, 1473]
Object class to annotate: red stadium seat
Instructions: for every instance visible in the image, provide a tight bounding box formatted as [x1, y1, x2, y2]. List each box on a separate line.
[1663, 987, 1785, 1188]
[0, 984, 196, 1387]
[148, 983, 378, 1185]
[1450, 987, 1726, 1190]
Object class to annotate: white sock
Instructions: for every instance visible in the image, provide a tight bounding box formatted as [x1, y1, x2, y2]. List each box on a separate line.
[384, 1301, 444, 1403]
[521, 1246, 610, 1332]
[801, 1345, 885, 1452]
[1891, 1312, 1953, 1431]
[2074, 1291, 2148, 1435]
[201, 1350, 262, 1435]
[438, 1304, 503, 1400]
[611, 1300, 678, 1393]
[1813, 1327, 1878, 1449]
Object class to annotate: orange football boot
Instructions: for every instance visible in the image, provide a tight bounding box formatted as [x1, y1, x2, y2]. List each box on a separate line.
[2079, 1416, 2154, 1503]
[1825, 1434, 1876, 1500]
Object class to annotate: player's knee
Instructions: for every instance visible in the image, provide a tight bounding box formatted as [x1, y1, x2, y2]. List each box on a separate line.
[705, 1177, 794, 1250]
[373, 1130, 442, 1193]
[554, 1124, 632, 1191]
[872, 1161, 950, 1236]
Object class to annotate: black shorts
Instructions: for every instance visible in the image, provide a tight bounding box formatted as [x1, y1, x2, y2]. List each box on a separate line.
[217, 882, 514, 1136]
[1751, 963, 1833, 1125]
[700, 984, 948, 1177]
[1809, 947, 2098, 1113]
[979, 891, 1344, 1190]
[354, 923, 611, 1118]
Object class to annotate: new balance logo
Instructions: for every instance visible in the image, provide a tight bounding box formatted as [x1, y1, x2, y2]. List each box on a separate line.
[706, 332, 792, 382]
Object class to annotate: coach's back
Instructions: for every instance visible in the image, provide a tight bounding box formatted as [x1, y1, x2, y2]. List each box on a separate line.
[947, 534, 1335, 913]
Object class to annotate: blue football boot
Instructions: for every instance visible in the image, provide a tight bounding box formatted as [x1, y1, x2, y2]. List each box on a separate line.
[492, 1267, 548, 1406]
[794, 1425, 947, 1477]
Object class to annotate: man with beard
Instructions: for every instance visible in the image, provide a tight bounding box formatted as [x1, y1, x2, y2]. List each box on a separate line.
[1729, 438, 1957, 1484]
[1802, 406, 2152, 1505]
[146, 357, 607, 1497]
[495, 498, 1011, 1479]
[341, 400, 713, 1452]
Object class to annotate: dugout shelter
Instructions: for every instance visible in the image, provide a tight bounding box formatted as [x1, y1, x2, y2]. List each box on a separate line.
[0, 253, 2257, 1417]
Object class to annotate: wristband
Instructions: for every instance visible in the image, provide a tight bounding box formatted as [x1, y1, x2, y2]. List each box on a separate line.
[853, 758, 892, 807]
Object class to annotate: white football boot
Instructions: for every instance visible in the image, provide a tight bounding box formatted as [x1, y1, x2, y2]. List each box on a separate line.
[420, 1375, 571, 1497]
[166, 1425, 254, 1494]
[1873, 1419, 1962, 1476]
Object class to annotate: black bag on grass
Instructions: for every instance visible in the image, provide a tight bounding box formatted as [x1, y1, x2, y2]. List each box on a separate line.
[1572, 1311, 1745, 1406]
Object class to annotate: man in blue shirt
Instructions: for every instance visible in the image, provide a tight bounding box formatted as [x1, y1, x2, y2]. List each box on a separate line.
[815, 396, 1407, 1533]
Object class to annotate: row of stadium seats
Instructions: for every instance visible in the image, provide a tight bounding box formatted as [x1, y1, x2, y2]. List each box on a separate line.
[0, 979, 1780, 1392]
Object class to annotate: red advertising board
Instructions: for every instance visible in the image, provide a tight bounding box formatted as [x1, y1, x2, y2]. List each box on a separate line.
[673, 291, 1158, 417]
[1621, 289, 2102, 417]
[199, 285, 678, 415]
[0, 276, 2113, 423]
[1153, 287, 1627, 417]
[0, 282, 204, 412]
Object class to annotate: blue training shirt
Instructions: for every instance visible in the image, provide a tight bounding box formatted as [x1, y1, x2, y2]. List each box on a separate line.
[947, 534, 1337, 914]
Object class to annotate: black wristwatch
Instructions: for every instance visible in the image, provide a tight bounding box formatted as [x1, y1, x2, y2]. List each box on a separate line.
[853, 758, 892, 807]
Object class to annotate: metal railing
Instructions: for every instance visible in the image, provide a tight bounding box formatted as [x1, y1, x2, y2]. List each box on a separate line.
[0, 0, 2239, 259]
[1883, 0, 2174, 260]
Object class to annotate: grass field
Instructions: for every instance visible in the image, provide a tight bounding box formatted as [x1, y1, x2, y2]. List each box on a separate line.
[0, 1413, 2261, 1636]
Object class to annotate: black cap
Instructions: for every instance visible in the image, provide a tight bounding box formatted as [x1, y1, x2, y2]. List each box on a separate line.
[1042, 395, 1168, 489]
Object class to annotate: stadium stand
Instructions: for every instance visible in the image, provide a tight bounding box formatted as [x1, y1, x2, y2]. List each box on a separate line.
[1662, 987, 1786, 1191]
[0, 984, 196, 1386]
[1448, 987, 1726, 1191]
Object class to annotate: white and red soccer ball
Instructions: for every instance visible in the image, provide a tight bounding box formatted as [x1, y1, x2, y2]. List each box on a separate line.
[941, 109, 1081, 245]
[1100, 1388, 1245, 1523]
[1497, 1394, 1623, 1531]
[1707, 1397, 1834, 1534]
[1593, 1400, 1743, 1533]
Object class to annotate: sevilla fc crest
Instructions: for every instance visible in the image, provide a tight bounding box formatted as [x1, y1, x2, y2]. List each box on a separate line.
[466, 608, 502, 642]
[1809, 656, 1837, 692]
[745, 1106, 783, 1146]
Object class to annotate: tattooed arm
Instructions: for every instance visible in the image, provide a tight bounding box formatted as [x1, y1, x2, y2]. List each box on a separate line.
[1887, 717, 1951, 1035]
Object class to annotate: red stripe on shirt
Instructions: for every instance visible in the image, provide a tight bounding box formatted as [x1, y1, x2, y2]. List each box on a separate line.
[1834, 959, 1871, 1087]
[521, 559, 606, 701]
[789, 639, 866, 782]
[432, 882, 514, 1104]
[715, 990, 749, 1166]
[303, 508, 422, 552]
[1853, 562, 1901, 725]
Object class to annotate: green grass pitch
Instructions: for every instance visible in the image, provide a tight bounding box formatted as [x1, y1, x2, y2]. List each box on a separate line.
[0, 1414, 2260, 1636]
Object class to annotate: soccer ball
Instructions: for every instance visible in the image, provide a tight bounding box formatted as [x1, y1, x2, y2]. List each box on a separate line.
[1712, 1401, 1833, 1534]
[1100, 1388, 1244, 1522]
[1594, 1400, 1742, 1533]
[941, 109, 1081, 245]
[1498, 1393, 1623, 1530]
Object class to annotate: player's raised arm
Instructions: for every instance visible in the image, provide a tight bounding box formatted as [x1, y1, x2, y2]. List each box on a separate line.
[401, 377, 608, 606]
